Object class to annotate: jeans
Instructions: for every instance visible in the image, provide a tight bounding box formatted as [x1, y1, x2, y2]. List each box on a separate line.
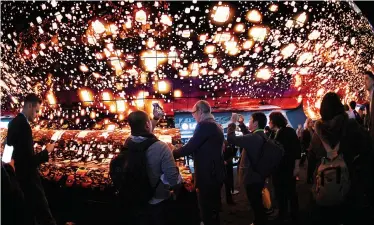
[245, 183, 267, 225]
[196, 184, 222, 225]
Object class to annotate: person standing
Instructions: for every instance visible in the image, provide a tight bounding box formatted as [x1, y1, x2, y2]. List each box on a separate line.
[349, 101, 364, 125]
[268, 112, 301, 224]
[173, 100, 225, 225]
[364, 70, 374, 140]
[222, 140, 236, 205]
[301, 118, 315, 183]
[6, 93, 56, 225]
[227, 112, 268, 225]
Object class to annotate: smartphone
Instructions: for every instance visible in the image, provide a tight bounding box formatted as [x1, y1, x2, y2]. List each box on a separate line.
[2, 144, 14, 163]
[153, 103, 164, 116]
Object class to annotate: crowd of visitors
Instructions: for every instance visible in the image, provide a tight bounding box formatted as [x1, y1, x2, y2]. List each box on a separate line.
[2, 70, 374, 225]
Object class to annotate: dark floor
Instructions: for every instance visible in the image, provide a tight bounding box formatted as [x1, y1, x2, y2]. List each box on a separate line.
[220, 165, 313, 225]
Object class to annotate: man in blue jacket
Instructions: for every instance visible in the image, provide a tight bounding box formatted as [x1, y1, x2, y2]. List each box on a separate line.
[173, 100, 225, 225]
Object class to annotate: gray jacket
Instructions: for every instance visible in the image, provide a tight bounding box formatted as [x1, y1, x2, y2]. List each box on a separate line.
[131, 136, 180, 204]
[227, 123, 265, 185]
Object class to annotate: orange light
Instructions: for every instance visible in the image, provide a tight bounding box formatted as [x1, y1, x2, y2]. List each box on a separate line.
[92, 20, 106, 34]
[160, 15, 172, 26]
[156, 80, 171, 94]
[269, 4, 278, 12]
[242, 40, 254, 49]
[212, 6, 230, 23]
[246, 9, 262, 23]
[234, 23, 245, 33]
[249, 26, 268, 42]
[204, 45, 216, 54]
[79, 64, 89, 72]
[78, 89, 94, 104]
[135, 10, 147, 24]
[46, 91, 57, 105]
[174, 90, 182, 98]
[256, 68, 272, 80]
[116, 100, 126, 113]
[281, 43, 297, 59]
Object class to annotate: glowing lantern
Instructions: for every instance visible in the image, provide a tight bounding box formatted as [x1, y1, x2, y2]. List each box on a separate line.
[46, 91, 56, 105]
[212, 6, 230, 23]
[269, 4, 278, 12]
[174, 90, 182, 98]
[246, 9, 262, 23]
[295, 12, 307, 26]
[146, 38, 155, 48]
[256, 68, 272, 80]
[135, 91, 148, 108]
[40, 43, 46, 49]
[214, 32, 231, 43]
[297, 52, 313, 65]
[308, 30, 321, 40]
[108, 24, 118, 34]
[79, 64, 89, 72]
[116, 100, 126, 113]
[242, 40, 254, 49]
[90, 111, 96, 119]
[140, 50, 167, 72]
[135, 10, 147, 24]
[160, 15, 172, 26]
[182, 30, 191, 38]
[156, 80, 171, 94]
[78, 89, 93, 104]
[234, 23, 245, 33]
[118, 114, 125, 121]
[281, 43, 297, 59]
[92, 20, 106, 34]
[294, 75, 302, 87]
[204, 45, 216, 54]
[109, 104, 117, 113]
[102, 91, 112, 101]
[249, 26, 268, 42]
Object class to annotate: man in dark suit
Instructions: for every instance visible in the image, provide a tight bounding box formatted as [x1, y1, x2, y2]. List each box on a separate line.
[173, 100, 225, 225]
[6, 93, 56, 225]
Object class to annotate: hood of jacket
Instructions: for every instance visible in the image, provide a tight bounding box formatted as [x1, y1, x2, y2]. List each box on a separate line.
[315, 113, 349, 149]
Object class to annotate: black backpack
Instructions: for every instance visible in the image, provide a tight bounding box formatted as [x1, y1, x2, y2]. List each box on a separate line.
[109, 137, 159, 208]
[249, 134, 284, 179]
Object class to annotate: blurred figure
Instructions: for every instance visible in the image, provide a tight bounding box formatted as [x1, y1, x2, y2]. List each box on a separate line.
[173, 100, 225, 225]
[364, 70, 374, 140]
[344, 104, 355, 119]
[222, 140, 236, 205]
[264, 126, 272, 138]
[350, 101, 363, 125]
[268, 112, 301, 224]
[308, 92, 374, 225]
[301, 118, 315, 183]
[7, 94, 56, 225]
[296, 124, 304, 139]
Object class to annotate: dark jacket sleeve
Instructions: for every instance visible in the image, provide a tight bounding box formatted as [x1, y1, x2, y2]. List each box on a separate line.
[173, 123, 207, 158]
[227, 123, 249, 148]
[238, 122, 250, 135]
[8, 117, 49, 174]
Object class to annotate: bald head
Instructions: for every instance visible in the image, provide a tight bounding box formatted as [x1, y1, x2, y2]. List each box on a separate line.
[191, 100, 212, 123]
[194, 100, 211, 114]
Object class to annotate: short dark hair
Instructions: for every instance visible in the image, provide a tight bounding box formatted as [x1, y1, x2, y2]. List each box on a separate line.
[320, 92, 345, 121]
[251, 112, 267, 129]
[128, 110, 150, 135]
[24, 93, 42, 106]
[269, 112, 287, 128]
[349, 101, 356, 110]
[365, 71, 374, 80]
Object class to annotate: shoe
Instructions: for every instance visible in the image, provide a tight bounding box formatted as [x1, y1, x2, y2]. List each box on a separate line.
[231, 190, 239, 195]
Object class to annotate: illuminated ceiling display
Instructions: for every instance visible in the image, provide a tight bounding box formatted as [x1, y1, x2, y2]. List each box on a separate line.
[1, 0, 374, 125]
